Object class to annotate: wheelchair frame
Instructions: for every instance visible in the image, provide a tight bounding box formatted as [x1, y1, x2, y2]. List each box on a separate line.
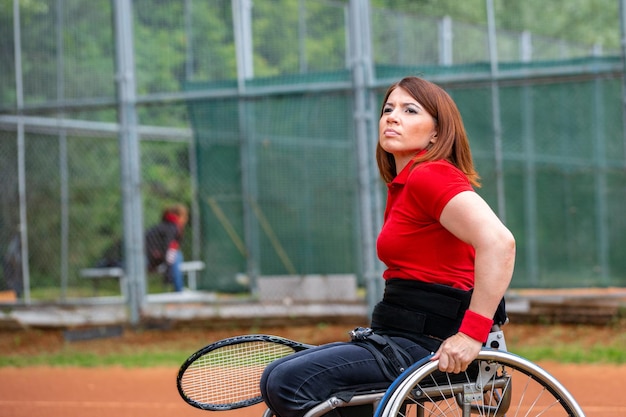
[262, 325, 586, 417]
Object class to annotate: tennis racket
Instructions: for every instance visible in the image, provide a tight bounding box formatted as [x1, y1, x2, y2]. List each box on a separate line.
[177, 334, 314, 411]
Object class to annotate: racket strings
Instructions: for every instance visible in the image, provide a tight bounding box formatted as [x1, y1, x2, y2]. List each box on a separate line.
[180, 341, 295, 406]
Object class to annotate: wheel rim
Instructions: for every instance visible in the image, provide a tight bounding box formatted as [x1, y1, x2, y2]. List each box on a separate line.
[376, 350, 585, 417]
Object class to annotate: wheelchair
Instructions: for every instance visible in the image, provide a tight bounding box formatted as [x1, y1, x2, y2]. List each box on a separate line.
[261, 325, 586, 417]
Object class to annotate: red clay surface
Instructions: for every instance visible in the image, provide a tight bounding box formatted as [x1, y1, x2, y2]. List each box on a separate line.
[1, 323, 625, 417]
[1, 363, 625, 417]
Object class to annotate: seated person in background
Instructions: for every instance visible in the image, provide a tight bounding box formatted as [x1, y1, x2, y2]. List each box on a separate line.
[145, 204, 189, 292]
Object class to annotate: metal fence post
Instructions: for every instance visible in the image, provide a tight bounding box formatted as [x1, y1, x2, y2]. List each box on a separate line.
[486, 0, 506, 223]
[349, 0, 382, 315]
[112, 0, 145, 325]
[620, 0, 626, 163]
[13, 0, 31, 304]
[232, 0, 260, 292]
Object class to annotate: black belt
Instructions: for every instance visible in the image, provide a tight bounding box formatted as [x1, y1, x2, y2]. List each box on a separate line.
[371, 279, 472, 340]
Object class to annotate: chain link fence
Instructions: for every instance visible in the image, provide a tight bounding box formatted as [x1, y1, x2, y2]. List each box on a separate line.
[0, 0, 624, 314]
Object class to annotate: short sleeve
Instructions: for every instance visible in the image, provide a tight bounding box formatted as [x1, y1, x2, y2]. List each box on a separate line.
[404, 161, 473, 220]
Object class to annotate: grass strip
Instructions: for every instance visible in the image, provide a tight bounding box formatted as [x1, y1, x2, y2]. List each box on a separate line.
[1, 342, 625, 367]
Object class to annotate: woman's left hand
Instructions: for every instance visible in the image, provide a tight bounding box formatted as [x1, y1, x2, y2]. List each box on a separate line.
[431, 332, 483, 374]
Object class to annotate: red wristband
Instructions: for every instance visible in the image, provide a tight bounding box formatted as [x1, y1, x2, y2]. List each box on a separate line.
[458, 310, 494, 343]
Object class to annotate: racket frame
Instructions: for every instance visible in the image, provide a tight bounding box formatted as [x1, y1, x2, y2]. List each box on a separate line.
[177, 334, 312, 411]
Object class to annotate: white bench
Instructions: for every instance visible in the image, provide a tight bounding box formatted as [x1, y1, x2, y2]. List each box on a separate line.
[80, 261, 206, 296]
[179, 260, 206, 290]
[80, 267, 126, 298]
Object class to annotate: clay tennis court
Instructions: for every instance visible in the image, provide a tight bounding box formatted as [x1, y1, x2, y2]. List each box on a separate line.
[1, 322, 625, 417]
[0, 362, 625, 416]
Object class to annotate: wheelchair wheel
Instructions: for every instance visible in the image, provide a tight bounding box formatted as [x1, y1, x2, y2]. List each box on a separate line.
[375, 350, 585, 417]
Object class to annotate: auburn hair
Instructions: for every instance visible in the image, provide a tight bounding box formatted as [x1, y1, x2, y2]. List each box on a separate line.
[375, 76, 480, 187]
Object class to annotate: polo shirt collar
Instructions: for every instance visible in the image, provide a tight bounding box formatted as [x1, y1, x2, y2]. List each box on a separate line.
[391, 162, 412, 186]
[389, 149, 428, 187]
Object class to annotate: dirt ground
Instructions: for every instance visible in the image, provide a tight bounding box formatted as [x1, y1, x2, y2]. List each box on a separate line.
[1, 323, 625, 417]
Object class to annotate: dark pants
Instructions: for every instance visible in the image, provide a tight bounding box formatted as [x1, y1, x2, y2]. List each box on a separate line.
[260, 335, 440, 417]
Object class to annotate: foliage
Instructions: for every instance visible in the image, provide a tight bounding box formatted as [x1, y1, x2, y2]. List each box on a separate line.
[0, 1, 623, 293]
[373, 0, 620, 49]
[2, 0, 620, 107]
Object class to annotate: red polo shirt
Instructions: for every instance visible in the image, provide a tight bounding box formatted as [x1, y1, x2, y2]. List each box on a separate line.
[376, 160, 475, 290]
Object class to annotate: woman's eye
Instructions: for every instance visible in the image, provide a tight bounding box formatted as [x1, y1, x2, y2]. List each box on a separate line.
[406, 107, 418, 114]
[382, 107, 393, 114]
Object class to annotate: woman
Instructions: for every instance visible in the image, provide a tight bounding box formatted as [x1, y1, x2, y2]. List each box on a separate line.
[260, 76, 515, 417]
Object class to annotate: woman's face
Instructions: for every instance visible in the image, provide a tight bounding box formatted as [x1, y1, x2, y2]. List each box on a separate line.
[378, 86, 437, 166]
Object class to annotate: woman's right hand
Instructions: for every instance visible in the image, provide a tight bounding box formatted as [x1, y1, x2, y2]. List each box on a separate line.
[431, 332, 482, 374]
